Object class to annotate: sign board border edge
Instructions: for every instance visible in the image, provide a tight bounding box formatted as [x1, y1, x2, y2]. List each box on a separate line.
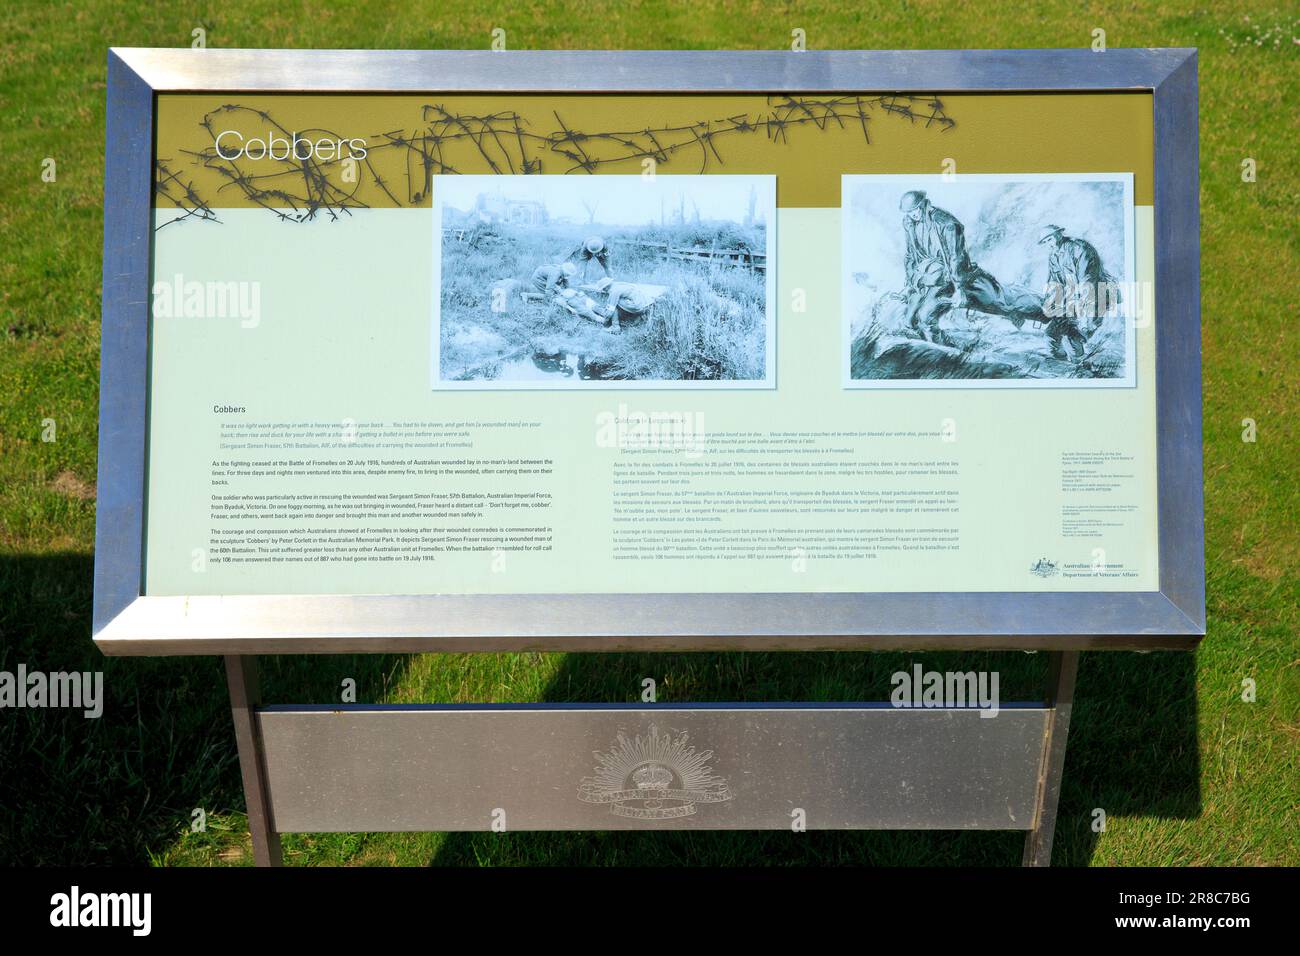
[94, 48, 1204, 655]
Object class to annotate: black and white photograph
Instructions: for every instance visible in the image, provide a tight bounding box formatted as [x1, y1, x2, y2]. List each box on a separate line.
[842, 173, 1136, 388]
[432, 174, 776, 389]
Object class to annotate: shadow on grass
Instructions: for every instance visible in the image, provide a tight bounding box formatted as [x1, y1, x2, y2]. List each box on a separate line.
[1051, 650, 1202, 864]
[0, 553, 413, 865]
[429, 648, 1200, 867]
[0, 552, 1199, 866]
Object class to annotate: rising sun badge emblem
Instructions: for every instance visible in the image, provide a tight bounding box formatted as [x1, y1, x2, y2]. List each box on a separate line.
[578, 725, 733, 820]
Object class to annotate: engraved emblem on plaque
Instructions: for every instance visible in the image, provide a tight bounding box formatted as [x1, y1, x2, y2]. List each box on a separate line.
[578, 725, 733, 820]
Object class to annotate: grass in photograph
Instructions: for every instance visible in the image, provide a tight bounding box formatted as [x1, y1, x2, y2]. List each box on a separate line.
[438, 221, 767, 383]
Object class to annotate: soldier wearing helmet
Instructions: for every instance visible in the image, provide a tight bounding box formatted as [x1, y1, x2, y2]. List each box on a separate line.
[530, 260, 577, 297]
[898, 190, 1007, 348]
[565, 235, 611, 280]
[593, 277, 664, 332]
[1038, 223, 1120, 363]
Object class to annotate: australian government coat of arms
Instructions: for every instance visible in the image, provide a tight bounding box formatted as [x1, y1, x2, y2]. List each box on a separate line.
[577, 725, 733, 821]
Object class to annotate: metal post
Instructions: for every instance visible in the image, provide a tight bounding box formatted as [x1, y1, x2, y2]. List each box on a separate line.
[1022, 650, 1080, 866]
[225, 655, 283, 867]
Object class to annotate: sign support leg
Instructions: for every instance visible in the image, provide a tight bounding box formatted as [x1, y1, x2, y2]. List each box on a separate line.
[225, 655, 283, 867]
[1022, 650, 1080, 867]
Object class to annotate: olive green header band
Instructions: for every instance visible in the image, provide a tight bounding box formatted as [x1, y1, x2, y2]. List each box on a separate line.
[154, 92, 1154, 213]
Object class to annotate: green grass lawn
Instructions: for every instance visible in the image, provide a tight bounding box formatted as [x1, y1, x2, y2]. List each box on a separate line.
[1, 2, 1296, 866]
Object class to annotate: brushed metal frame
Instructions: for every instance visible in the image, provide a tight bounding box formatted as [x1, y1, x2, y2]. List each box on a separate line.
[227, 651, 1080, 865]
[95, 48, 1203, 654]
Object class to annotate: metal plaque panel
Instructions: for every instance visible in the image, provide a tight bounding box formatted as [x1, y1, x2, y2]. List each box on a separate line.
[258, 705, 1047, 832]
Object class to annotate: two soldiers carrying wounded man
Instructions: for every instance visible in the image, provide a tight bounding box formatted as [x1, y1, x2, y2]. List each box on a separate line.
[898, 190, 1122, 362]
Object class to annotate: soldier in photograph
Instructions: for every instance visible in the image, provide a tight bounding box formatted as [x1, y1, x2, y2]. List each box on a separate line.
[552, 287, 611, 328]
[530, 260, 577, 298]
[564, 235, 612, 280]
[593, 277, 663, 331]
[898, 190, 1006, 347]
[1039, 224, 1120, 343]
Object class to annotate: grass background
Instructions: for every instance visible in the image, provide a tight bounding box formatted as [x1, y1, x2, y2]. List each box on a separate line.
[0, 1, 1296, 866]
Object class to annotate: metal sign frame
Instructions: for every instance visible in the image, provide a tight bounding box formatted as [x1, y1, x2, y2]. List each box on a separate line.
[224, 652, 1080, 866]
[95, 48, 1203, 656]
[96, 49, 1200, 867]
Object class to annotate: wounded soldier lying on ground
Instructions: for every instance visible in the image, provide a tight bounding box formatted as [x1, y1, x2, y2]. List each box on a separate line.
[554, 280, 669, 332]
[552, 288, 615, 329]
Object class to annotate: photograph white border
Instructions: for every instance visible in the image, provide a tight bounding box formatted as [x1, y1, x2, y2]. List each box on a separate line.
[840, 172, 1137, 390]
[431, 173, 778, 391]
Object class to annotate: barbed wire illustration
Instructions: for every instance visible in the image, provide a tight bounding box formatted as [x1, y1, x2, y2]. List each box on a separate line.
[154, 159, 220, 229]
[155, 95, 955, 228]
